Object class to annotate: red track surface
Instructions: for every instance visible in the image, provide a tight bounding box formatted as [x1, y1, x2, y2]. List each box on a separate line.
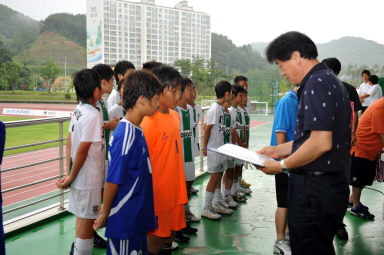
[1, 103, 267, 207]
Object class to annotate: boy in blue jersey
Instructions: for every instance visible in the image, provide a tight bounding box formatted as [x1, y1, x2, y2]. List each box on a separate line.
[94, 70, 161, 255]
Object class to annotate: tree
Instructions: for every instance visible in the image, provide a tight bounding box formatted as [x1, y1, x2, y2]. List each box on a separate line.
[0, 61, 21, 90]
[191, 56, 207, 88]
[40, 59, 61, 93]
[173, 59, 192, 77]
[0, 40, 11, 66]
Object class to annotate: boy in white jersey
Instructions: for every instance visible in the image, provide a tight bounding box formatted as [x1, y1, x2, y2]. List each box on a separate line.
[94, 70, 161, 255]
[107, 61, 135, 110]
[201, 80, 232, 220]
[108, 80, 126, 138]
[228, 85, 247, 203]
[56, 69, 105, 255]
[175, 77, 200, 239]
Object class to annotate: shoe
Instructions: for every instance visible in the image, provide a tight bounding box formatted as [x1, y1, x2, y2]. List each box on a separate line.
[336, 223, 348, 241]
[242, 179, 251, 188]
[224, 195, 238, 208]
[69, 242, 74, 255]
[232, 193, 247, 202]
[350, 205, 375, 220]
[348, 201, 369, 211]
[175, 231, 190, 243]
[171, 241, 179, 250]
[183, 224, 198, 235]
[273, 239, 291, 255]
[239, 186, 252, 194]
[220, 199, 230, 208]
[212, 201, 233, 215]
[201, 207, 221, 220]
[159, 243, 172, 255]
[191, 186, 199, 194]
[186, 211, 201, 222]
[237, 191, 246, 197]
[93, 231, 107, 248]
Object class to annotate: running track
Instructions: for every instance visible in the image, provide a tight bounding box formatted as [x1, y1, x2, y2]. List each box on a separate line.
[1, 103, 267, 207]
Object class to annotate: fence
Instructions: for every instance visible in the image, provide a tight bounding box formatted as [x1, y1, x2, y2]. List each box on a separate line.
[2, 108, 211, 231]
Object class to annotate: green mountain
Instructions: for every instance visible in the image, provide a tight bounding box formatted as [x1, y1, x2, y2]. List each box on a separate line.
[251, 37, 384, 68]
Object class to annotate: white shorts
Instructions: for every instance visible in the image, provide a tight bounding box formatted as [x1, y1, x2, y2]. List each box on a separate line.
[207, 150, 225, 173]
[227, 157, 235, 169]
[184, 160, 195, 182]
[68, 188, 102, 219]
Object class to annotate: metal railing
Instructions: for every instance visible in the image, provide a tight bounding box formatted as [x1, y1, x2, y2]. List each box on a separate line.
[2, 117, 70, 219]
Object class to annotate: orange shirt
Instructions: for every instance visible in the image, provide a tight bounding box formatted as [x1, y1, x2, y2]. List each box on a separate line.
[351, 98, 384, 161]
[141, 110, 188, 213]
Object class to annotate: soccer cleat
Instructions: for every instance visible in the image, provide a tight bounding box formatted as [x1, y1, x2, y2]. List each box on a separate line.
[191, 186, 199, 194]
[224, 195, 238, 208]
[201, 207, 221, 220]
[171, 241, 179, 250]
[350, 205, 375, 220]
[69, 242, 74, 255]
[174, 231, 190, 243]
[239, 186, 252, 194]
[242, 179, 251, 188]
[233, 193, 247, 202]
[336, 223, 348, 241]
[348, 201, 369, 211]
[273, 239, 291, 255]
[220, 199, 230, 209]
[93, 231, 107, 248]
[186, 212, 201, 222]
[183, 223, 198, 235]
[212, 201, 233, 215]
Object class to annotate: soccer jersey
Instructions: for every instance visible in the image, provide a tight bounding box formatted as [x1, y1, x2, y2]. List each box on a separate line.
[105, 119, 155, 239]
[237, 106, 245, 142]
[223, 109, 232, 144]
[206, 102, 225, 149]
[141, 110, 188, 213]
[68, 103, 105, 190]
[242, 106, 250, 147]
[175, 105, 194, 163]
[107, 89, 121, 110]
[229, 106, 241, 143]
[192, 104, 203, 157]
[96, 99, 109, 158]
[108, 103, 126, 137]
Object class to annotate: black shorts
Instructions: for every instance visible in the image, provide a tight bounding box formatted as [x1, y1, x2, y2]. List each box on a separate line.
[275, 173, 288, 208]
[350, 153, 377, 188]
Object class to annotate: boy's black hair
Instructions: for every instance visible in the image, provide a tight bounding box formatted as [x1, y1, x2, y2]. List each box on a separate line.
[143, 60, 163, 71]
[361, 69, 371, 76]
[181, 77, 192, 93]
[151, 64, 182, 91]
[91, 64, 114, 81]
[368, 74, 378, 84]
[232, 84, 246, 97]
[215, 80, 232, 99]
[122, 70, 161, 110]
[266, 31, 318, 63]
[234, 75, 248, 84]
[322, 58, 341, 75]
[114, 60, 135, 82]
[73, 69, 101, 103]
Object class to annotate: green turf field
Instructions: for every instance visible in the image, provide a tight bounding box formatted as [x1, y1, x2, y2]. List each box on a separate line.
[1, 116, 69, 156]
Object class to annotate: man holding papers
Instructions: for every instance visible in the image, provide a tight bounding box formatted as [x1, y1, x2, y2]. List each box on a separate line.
[258, 32, 351, 255]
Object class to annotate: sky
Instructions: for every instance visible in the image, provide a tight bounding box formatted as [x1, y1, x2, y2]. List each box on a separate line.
[1, 0, 383, 46]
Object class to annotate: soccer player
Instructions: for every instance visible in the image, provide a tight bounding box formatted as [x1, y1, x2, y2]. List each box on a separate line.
[108, 80, 126, 138]
[141, 65, 188, 255]
[93, 70, 161, 255]
[201, 80, 232, 220]
[107, 61, 135, 110]
[56, 69, 105, 255]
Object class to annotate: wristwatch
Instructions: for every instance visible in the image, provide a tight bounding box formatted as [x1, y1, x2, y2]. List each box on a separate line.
[280, 160, 289, 174]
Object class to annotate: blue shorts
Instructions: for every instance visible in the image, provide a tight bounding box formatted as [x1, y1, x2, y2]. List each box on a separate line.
[107, 233, 148, 255]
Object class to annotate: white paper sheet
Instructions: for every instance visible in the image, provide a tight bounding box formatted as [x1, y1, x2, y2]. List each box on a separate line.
[208, 143, 276, 167]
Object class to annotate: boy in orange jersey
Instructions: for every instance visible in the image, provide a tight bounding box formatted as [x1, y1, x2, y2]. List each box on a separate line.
[141, 65, 187, 255]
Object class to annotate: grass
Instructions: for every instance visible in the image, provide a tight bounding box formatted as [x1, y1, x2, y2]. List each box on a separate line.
[0, 91, 77, 102]
[1, 116, 69, 156]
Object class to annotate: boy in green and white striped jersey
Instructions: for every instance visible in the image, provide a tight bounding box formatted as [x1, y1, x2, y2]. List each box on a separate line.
[175, 78, 201, 232]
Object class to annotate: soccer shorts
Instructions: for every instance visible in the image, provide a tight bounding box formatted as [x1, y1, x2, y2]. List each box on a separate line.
[350, 153, 377, 188]
[68, 188, 101, 219]
[149, 204, 186, 237]
[207, 150, 225, 173]
[107, 234, 147, 255]
[184, 160, 196, 182]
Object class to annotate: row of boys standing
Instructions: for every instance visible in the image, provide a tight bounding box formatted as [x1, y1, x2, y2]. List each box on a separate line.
[56, 61, 252, 255]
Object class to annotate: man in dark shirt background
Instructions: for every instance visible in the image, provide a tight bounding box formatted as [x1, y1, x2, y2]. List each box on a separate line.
[257, 32, 350, 254]
[321, 57, 363, 241]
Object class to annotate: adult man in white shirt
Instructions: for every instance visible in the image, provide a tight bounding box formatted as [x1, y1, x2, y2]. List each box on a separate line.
[357, 70, 371, 112]
[359, 75, 383, 108]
